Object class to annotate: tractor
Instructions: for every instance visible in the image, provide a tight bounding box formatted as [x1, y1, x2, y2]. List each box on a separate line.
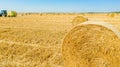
[0, 10, 7, 17]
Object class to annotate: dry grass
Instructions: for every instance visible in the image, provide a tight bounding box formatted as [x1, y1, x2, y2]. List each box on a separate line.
[0, 14, 73, 67]
[0, 13, 120, 67]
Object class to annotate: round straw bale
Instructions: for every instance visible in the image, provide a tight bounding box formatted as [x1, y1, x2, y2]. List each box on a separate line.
[107, 13, 116, 18]
[62, 21, 120, 67]
[71, 16, 88, 26]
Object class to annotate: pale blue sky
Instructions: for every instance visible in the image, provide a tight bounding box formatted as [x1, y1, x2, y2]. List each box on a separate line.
[0, 0, 120, 12]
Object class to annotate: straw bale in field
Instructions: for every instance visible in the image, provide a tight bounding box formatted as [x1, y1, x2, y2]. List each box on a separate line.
[71, 16, 88, 26]
[62, 21, 120, 67]
[107, 13, 116, 18]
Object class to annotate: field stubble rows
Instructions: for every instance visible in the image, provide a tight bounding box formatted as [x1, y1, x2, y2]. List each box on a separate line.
[0, 14, 120, 67]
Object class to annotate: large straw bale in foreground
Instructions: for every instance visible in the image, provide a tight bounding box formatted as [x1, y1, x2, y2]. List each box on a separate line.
[71, 16, 88, 26]
[62, 21, 120, 67]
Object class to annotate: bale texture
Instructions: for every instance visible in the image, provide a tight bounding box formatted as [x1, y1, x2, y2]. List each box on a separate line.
[62, 21, 120, 67]
[71, 16, 88, 26]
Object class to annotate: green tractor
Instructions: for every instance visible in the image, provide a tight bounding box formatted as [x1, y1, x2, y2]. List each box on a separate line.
[0, 10, 7, 17]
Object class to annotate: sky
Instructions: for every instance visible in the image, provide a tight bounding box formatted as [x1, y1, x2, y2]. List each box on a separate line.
[0, 0, 120, 13]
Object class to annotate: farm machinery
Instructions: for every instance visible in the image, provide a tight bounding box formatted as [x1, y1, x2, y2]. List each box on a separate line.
[0, 10, 17, 17]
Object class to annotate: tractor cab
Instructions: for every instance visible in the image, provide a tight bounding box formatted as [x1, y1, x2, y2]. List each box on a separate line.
[0, 10, 7, 17]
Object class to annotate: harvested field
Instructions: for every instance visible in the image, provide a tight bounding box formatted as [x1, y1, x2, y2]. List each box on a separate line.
[0, 13, 120, 67]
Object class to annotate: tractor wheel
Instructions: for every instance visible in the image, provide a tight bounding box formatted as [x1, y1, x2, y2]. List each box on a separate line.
[2, 14, 6, 17]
